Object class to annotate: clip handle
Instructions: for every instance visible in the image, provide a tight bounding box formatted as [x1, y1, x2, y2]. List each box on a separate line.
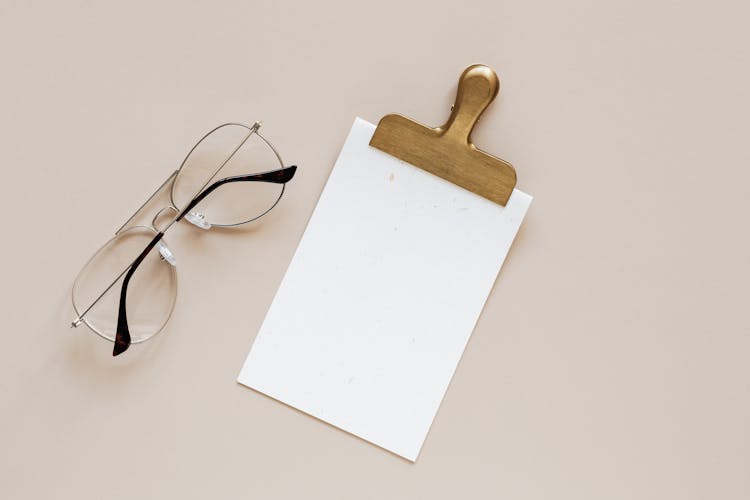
[440, 65, 500, 145]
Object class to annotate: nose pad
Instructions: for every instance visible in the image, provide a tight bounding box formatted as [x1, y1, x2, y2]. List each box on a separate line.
[157, 241, 177, 266]
[185, 211, 211, 230]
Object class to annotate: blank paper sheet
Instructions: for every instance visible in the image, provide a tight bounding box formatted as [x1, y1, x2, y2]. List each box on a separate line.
[238, 117, 532, 461]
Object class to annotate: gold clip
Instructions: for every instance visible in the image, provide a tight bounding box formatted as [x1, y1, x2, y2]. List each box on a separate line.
[370, 64, 517, 206]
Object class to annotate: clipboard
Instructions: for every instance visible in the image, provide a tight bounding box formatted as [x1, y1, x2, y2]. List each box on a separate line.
[238, 65, 532, 461]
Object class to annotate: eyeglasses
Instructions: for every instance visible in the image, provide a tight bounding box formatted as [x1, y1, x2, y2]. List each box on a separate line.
[71, 122, 297, 356]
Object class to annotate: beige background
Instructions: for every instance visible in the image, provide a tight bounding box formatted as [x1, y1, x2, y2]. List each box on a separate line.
[1, 1, 748, 498]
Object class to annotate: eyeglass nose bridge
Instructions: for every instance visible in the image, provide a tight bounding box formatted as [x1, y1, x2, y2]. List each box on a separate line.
[151, 205, 179, 233]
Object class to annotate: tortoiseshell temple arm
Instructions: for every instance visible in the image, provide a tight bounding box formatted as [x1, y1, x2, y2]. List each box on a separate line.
[176, 165, 297, 223]
[113, 232, 164, 355]
[112, 165, 298, 356]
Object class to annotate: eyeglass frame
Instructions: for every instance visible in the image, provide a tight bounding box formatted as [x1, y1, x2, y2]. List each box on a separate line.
[71, 121, 297, 356]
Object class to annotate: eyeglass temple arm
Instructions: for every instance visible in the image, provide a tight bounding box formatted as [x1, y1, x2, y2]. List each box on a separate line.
[113, 231, 164, 355]
[113, 165, 298, 356]
[175, 165, 297, 222]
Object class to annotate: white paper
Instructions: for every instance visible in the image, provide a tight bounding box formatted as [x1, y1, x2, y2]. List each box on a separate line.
[238, 118, 532, 461]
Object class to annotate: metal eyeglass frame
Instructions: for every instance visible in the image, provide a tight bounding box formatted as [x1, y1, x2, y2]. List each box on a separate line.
[71, 121, 297, 356]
